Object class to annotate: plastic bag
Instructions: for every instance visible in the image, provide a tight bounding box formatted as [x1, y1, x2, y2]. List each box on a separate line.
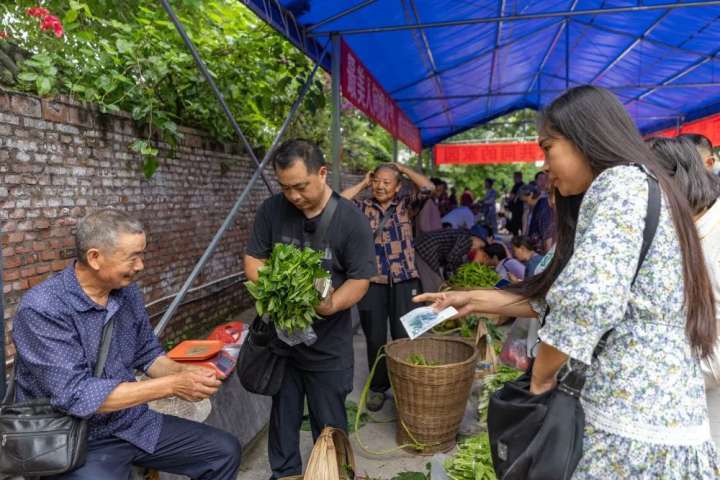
[499, 318, 533, 371]
[276, 324, 318, 346]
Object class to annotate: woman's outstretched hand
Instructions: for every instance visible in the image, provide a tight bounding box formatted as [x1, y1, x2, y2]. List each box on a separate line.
[412, 290, 478, 318]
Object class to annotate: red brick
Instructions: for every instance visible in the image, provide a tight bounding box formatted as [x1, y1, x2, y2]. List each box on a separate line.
[20, 267, 36, 278]
[7, 232, 23, 243]
[51, 260, 68, 271]
[40, 250, 58, 261]
[36, 264, 51, 274]
[41, 99, 67, 123]
[4, 256, 21, 269]
[34, 219, 50, 229]
[3, 270, 20, 282]
[28, 274, 48, 287]
[33, 241, 48, 252]
[10, 95, 41, 118]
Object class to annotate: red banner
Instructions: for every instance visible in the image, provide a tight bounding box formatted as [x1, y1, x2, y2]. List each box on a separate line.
[434, 142, 543, 165]
[652, 113, 720, 146]
[341, 40, 422, 153]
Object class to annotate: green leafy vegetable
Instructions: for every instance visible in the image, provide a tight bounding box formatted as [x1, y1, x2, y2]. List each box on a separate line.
[444, 433, 496, 480]
[407, 353, 439, 366]
[245, 243, 329, 333]
[447, 263, 501, 289]
[477, 365, 523, 424]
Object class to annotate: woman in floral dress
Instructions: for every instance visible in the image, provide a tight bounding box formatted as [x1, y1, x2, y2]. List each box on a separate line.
[416, 85, 719, 478]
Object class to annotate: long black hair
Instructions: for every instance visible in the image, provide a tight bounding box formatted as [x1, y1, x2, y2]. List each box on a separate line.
[647, 136, 720, 215]
[507, 85, 716, 358]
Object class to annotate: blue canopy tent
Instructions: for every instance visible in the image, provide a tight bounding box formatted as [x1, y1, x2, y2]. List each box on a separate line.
[242, 0, 720, 157]
[143, 0, 720, 340]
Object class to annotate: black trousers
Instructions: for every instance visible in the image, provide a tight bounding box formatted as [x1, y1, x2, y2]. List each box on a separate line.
[48, 414, 241, 480]
[358, 279, 421, 393]
[268, 363, 353, 479]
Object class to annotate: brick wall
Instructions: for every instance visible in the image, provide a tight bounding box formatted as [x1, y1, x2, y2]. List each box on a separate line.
[1, 90, 363, 363]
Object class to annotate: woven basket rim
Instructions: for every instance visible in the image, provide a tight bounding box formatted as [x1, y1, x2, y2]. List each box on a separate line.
[385, 336, 479, 370]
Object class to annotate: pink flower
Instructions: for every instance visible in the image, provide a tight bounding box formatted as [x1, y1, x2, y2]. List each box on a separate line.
[39, 15, 63, 38]
[26, 7, 50, 18]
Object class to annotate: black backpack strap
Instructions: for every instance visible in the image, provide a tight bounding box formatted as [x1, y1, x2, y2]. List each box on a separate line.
[305, 193, 339, 250]
[592, 172, 661, 358]
[94, 317, 115, 377]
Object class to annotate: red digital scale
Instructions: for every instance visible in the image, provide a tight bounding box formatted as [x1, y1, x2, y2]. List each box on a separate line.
[167, 322, 246, 379]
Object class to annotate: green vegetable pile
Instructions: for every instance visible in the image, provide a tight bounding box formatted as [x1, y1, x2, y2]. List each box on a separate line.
[444, 432, 496, 480]
[245, 243, 330, 333]
[477, 365, 523, 424]
[447, 263, 501, 289]
[407, 353, 440, 366]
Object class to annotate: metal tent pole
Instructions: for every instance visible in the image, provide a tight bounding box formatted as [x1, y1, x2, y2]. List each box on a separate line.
[153, 43, 329, 336]
[330, 33, 342, 191]
[0, 244, 5, 400]
[159, 0, 274, 193]
[392, 139, 398, 162]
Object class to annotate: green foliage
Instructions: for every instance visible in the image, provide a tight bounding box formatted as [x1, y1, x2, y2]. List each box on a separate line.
[245, 243, 329, 333]
[2, 0, 330, 176]
[447, 263, 501, 289]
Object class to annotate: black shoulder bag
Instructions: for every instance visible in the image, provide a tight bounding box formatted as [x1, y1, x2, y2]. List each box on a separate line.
[487, 171, 661, 480]
[0, 316, 115, 477]
[237, 194, 339, 396]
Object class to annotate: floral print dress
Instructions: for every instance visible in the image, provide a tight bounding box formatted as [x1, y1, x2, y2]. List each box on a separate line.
[532, 165, 720, 479]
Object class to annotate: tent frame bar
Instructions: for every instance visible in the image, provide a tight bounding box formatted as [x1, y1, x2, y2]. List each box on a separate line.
[306, 0, 377, 32]
[154, 2, 328, 335]
[160, 0, 273, 193]
[397, 82, 720, 103]
[307, 1, 720, 36]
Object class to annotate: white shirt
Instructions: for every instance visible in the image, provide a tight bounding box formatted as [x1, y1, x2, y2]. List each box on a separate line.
[698, 200, 720, 385]
[441, 207, 475, 229]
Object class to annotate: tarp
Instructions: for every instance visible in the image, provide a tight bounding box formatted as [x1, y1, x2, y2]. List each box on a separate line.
[434, 142, 542, 164]
[244, 1, 720, 149]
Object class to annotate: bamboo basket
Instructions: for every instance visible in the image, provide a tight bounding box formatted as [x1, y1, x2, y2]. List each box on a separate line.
[279, 427, 356, 480]
[385, 336, 479, 454]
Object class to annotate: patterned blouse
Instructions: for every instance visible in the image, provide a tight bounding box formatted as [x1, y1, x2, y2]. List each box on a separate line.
[533, 165, 719, 478]
[356, 188, 430, 284]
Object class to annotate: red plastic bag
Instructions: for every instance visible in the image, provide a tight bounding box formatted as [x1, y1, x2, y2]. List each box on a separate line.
[499, 318, 532, 371]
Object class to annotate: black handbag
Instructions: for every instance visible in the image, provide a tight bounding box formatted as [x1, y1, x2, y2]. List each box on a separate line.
[0, 316, 115, 477]
[236, 315, 290, 396]
[488, 171, 661, 480]
[236, 194, 339, 396]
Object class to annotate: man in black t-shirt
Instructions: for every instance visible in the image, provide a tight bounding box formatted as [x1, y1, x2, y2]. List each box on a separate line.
[244, 139, 375, 479]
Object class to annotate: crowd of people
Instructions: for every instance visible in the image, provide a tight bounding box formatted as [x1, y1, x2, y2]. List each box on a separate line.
[7, 84, 720, 479]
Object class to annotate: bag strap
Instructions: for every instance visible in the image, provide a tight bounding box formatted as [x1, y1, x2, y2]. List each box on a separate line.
[374, 204, 397, 240]
[304, 193, 339, 250]
[3, 315, 115, 404]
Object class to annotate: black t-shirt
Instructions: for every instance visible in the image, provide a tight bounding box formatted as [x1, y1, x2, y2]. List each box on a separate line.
[246, 191, 376, 371]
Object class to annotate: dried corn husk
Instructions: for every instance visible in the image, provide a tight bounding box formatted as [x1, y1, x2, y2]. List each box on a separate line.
[281, 427, 356, 480]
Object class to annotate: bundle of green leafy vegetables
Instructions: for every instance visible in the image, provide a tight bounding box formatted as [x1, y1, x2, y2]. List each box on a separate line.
[447, 263, 501, 289]
[477, 365, 523, 424]
[444, 432, 496, 480]
[244, 243, 330, 333]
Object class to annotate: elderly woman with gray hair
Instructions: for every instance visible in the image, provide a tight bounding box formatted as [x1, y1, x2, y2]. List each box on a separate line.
[11, 208, 241, 479]
[648, 136, 720, 448]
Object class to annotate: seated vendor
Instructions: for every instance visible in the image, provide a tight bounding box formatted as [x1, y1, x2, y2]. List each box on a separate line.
[11, 209, 241, 480]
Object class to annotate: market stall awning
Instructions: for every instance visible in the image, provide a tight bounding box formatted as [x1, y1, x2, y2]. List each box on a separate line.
[653, 112, 720, 145]
[242, 0, 720, 149]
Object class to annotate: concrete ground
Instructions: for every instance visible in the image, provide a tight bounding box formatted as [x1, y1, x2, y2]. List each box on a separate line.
[237, 331, 455, 479]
